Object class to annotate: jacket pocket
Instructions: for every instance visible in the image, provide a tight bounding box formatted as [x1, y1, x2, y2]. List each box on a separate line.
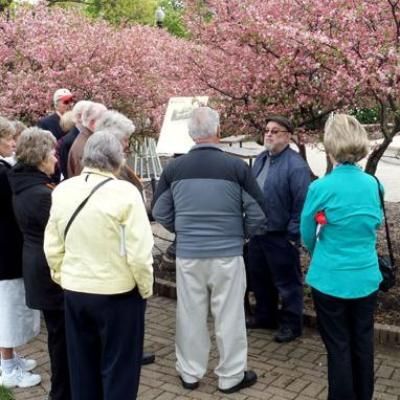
[119, 224, 127, 257]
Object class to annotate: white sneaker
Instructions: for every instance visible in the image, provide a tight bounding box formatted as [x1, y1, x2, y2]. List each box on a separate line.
[16, 355, 37, 372]
[0, 357, 37, 374]
[1, 366, 41, 388]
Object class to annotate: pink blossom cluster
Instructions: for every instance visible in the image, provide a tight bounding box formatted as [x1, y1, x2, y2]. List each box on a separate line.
[184, 0, 400, 140]
[0, 4, 197, 132]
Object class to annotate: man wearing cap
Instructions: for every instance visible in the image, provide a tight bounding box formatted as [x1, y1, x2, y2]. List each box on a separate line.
[246, 115, 311, 343]
[38, 88, 74, 140]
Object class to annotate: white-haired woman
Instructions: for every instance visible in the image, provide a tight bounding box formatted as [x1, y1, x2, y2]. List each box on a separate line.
[58, 100, 92, 179]
[300, 114, 382, 400]
[0, 118, 41, 388]
[67, 101, 107, 177]
[8, 128, 70, 399]
[44, 131, 154, 400]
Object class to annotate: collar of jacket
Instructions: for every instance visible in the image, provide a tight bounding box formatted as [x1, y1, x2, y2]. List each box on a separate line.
[254, 145, 290, 176]
[0, 157, 11, 168]
[190, 143, 223, 152]
[265, 144, 290, 160]
[81, 167, 117, 179]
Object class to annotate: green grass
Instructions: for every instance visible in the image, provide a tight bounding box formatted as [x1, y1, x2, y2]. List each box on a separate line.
[0, 386, 14, 400]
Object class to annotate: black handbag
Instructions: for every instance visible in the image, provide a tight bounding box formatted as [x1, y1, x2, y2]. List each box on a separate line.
[374, 176, 396, 292]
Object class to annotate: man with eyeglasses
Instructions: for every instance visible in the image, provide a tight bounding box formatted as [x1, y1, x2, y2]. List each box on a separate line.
[38, 88, 74, 140]
[246, 115, 311, 343]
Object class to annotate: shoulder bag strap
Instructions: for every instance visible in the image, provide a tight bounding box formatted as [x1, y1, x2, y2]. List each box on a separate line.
[373, 175, 395, 265]
[64, 177, 113, 240]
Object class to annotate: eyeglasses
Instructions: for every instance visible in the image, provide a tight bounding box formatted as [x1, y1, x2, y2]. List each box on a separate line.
[62, 98, 73, 105]
[264, 129, 288, 135]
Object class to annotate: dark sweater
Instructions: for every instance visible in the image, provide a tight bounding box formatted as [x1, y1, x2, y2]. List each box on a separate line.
[38, 112, 64, 140]
[0, 160, 23, 280]
[57, 126, 80, 178]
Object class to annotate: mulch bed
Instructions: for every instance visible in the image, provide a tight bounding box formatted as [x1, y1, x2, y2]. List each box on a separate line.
[153, 201, 400, 326]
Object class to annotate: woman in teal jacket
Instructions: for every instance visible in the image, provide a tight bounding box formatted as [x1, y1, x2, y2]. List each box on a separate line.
[300, 114, 382, 400]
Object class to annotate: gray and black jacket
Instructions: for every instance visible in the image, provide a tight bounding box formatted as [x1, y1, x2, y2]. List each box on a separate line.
[152, 144, 267, 259]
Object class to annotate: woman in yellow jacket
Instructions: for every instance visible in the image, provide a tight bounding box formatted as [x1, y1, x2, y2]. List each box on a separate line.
[44, 131, 154, 400]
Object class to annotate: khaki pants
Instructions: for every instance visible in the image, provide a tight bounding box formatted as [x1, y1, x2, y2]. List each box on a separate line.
[176, 256, 248, 390]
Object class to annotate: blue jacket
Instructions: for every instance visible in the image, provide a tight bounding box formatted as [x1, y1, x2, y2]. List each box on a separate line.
[300, 164, 383, 298]
[152, 144, 267, 258]
[253, 146, 311, 241]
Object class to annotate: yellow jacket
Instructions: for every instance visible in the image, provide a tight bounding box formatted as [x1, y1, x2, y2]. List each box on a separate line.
[44, 167, 154, 298]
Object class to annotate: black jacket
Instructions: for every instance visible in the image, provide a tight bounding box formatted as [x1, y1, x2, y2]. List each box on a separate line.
[0, 160, 23, 280]
[8, 164, 64, 310]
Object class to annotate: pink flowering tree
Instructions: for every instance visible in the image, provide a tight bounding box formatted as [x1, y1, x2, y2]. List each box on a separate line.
[0, 4, 196, 135]
[184, 0, 400, 173]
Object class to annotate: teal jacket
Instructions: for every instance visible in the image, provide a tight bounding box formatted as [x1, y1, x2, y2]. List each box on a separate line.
[300, 164, 383, 299]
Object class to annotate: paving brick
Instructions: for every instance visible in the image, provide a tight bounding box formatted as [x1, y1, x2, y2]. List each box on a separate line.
[10, 296, 400, 400]
[376, 365, 395, 379]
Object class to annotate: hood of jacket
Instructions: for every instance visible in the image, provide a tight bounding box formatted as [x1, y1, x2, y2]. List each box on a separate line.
[8, 163, 52, 195]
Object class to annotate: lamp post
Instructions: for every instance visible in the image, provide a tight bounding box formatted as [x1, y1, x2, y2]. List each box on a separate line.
[155, 6, 165, 28]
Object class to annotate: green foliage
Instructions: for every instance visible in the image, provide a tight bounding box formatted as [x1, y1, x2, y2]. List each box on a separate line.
[160, 0, 188, 38]
[0, 0, 12, 13]
[86, 0, 158, 25]
[350, 107, 379, 124]
[0, 386, 14, 400]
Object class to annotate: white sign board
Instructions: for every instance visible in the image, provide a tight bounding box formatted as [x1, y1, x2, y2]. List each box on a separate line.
[156, 96, 209, 155]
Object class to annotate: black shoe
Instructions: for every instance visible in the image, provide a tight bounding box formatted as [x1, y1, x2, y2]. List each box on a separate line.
[246, 316, 278, 330]
[141, 352, 156, 365]
[274, 327, 300, 343]
[219, 370, 257, 394]
[179, 376, 199, 390]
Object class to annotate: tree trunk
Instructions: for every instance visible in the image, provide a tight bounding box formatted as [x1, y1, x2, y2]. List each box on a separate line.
[364, 138, 392, 175]
[325, 152, 333, 175]
[296, 142, 319, 180]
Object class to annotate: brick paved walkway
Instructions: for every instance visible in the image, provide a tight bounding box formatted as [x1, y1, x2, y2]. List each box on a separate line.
[9, 296, 400, 400]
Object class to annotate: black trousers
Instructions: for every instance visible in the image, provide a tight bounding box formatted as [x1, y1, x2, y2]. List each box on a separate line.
[64, 289, 146, 400]
[312, 288, 377, 400]
[42, 309, 71, 400]
[247, 233, 303, 334]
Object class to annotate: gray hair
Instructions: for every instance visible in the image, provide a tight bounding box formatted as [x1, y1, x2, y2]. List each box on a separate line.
[95, 110, 135, 141]
[82, 131, 124, 172]
[0, 116, 15, 141]
[72, 100, 92, 126]
[16, 128, 56, 167]
[12, 120, 27, 138]
[81, 102, 107, 130]
[188, 107, 220, 140]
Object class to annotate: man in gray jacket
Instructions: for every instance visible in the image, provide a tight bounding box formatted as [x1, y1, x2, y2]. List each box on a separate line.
[152, 107, 266, 394]
[246, 116, 311, 343]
